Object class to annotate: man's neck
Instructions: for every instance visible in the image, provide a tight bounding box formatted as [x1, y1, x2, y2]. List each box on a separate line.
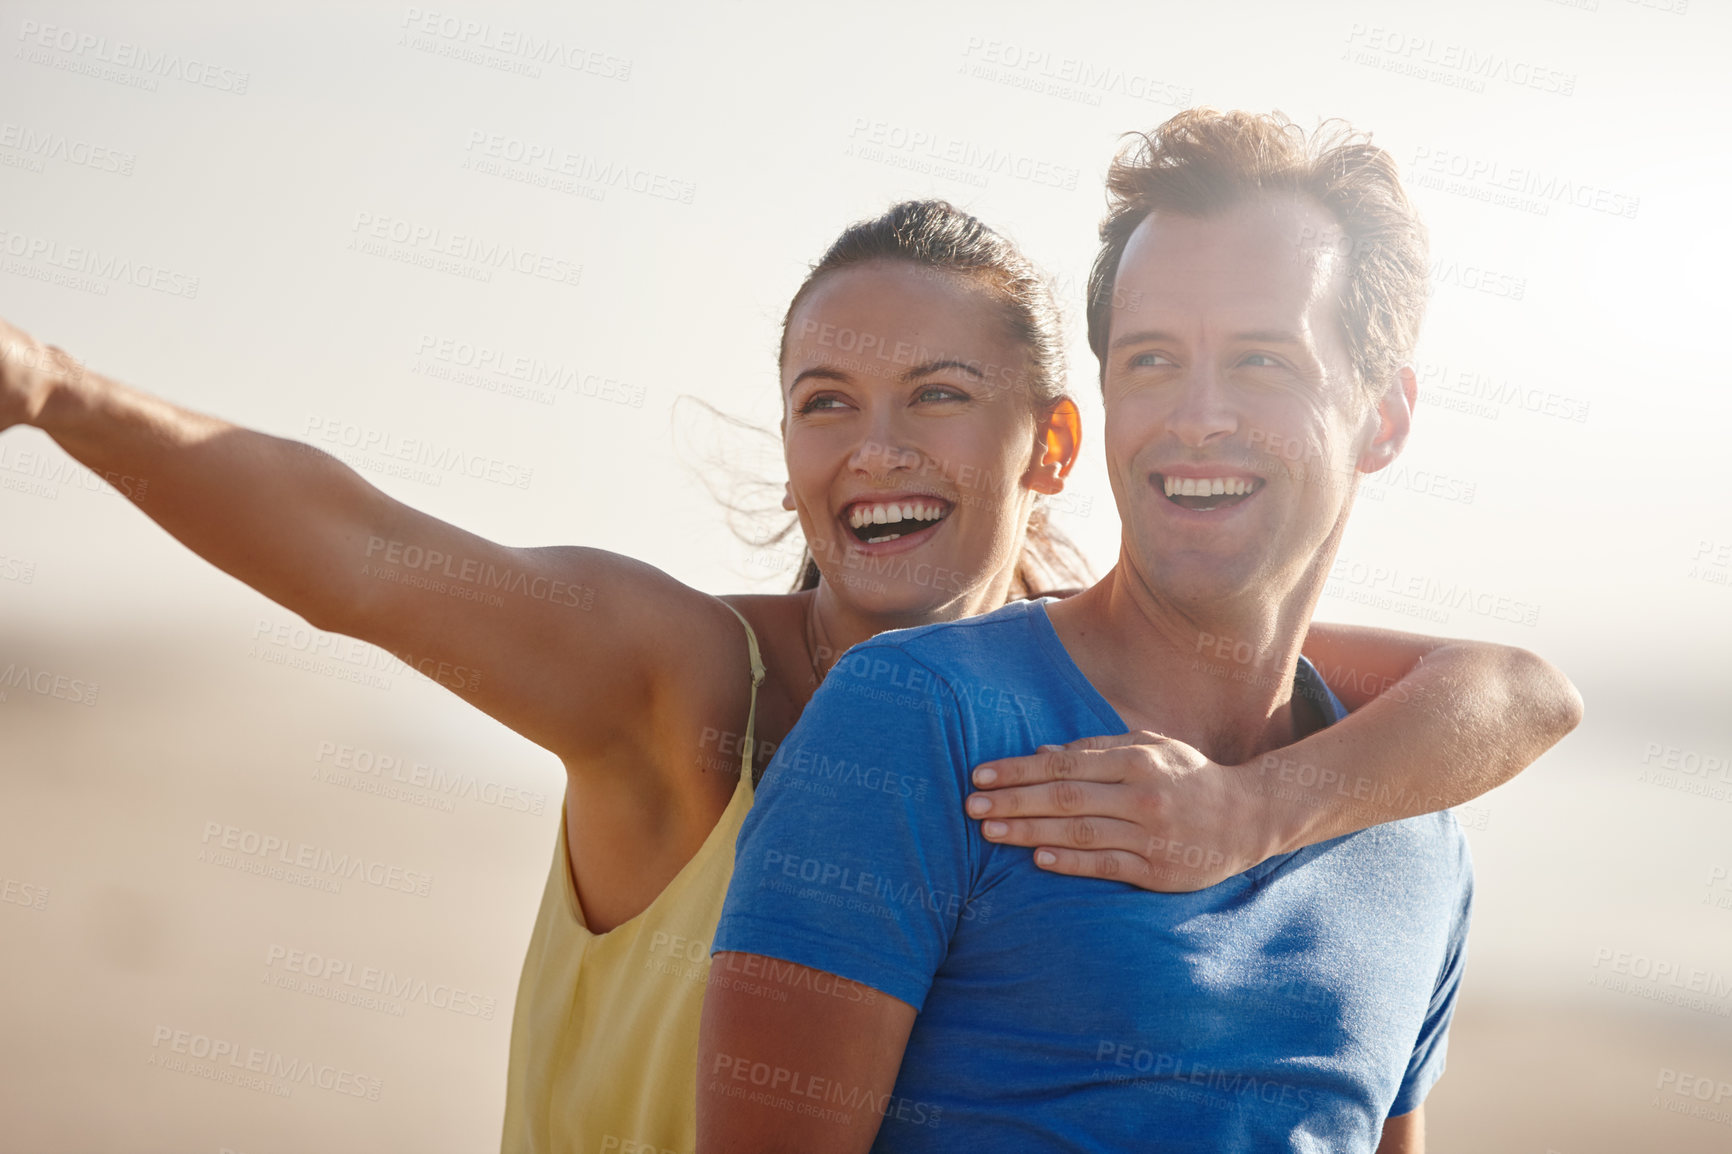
[1045, 564, 1323, 767]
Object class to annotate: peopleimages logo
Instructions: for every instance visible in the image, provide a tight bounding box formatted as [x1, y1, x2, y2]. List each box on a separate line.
[845, 117, 1080, 191]
[957, 36, 1192, 109]
[0, 121, 135, 175]
[347, 211, 582, 288]
[264, 943, 497, 1019]
[198, 820, 434, 897]
[1093, 1041, 1314, 1112]
[361, 536, 594, 610]
[0, 439, 149, 500]
[1325, 557, 1541, 627]
[313, 740, 548, 815]
[759, 849, 992, 924]
[463, 130, 695, 204]
[397, 7, 631, 81]
[1414, 359, 1592, 425]
[0, 226, 200, 298]
[1342, 23, 1577, 96]
[303, 416, 534, 490]
[412, 333, 647, 408]
[148, 1026, 381, 1100]
[1411, 146, 1639, 220]
[1, 876, 49, 912]
[15, 19, 251, 94]
[0, 661, 99, 706]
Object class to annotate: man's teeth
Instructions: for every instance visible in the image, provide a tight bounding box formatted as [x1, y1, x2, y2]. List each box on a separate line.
[848, 500, 947, 530]
[1162, 476, 1256, 498]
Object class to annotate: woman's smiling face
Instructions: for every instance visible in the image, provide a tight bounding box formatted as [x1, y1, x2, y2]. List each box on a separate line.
[780, 260, 1060, 619]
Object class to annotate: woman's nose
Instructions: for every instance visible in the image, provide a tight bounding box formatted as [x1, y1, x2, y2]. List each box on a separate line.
[847, 413, 922, 476]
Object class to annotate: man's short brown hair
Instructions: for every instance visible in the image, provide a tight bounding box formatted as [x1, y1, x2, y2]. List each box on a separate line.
[1086, 108, 1430, 402]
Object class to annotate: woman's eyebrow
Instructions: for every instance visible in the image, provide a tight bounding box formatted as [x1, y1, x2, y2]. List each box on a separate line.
[903, 359, 985, 381]
[790, 366, 851, 389]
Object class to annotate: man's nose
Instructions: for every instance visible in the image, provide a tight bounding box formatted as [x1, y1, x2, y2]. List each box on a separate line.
[1166, 369, 1238, 448]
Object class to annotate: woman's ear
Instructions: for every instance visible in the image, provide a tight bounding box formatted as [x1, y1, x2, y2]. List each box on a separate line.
[1025, 398, 1083, 496]
[781, 481, 797, 512]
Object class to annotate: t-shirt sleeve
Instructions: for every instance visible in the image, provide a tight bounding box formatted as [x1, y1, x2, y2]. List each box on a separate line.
[713, 642, 974, 1012]
[1390, 843, 1474, 1116]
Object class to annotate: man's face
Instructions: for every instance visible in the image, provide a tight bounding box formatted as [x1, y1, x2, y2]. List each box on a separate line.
[1100, 195, 1396, 613]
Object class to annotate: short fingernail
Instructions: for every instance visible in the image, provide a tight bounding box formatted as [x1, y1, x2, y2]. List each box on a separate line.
[965, 795, 990, 816]
[973, 767, 997, 786]
[1035, 850, 1056, 866]
[983, 821, 1007, 837]
[1036, 744, 1059, 753]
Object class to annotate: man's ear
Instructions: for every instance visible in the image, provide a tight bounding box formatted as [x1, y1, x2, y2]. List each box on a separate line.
[1025, 398, 1083, 496]
[1357, 366, 1416, 475]
[781, 480, 797, 512]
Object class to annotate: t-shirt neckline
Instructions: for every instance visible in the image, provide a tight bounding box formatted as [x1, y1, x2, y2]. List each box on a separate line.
[1025, 597, 1345, 730]
[1023, 596, 1347, 884]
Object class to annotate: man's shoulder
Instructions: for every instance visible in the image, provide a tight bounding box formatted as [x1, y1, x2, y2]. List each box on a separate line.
[1327, 810, 1474, 904]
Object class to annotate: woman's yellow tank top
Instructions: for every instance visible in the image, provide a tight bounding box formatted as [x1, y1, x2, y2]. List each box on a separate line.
[500, 604, 764, 1153]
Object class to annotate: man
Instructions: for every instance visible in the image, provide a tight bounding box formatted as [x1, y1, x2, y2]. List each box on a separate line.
[698, 108, 1467, 1152]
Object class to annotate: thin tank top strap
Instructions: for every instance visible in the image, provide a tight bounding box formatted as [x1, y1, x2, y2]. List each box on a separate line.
[719, 601, 766, 782]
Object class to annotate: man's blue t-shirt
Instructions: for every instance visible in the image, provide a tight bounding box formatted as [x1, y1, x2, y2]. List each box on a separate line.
[713, 599, 1473, 1152]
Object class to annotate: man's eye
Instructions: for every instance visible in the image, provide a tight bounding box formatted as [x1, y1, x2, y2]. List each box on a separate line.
[1243, 353, 1280, 367]
[1131, 352, 1174, 368]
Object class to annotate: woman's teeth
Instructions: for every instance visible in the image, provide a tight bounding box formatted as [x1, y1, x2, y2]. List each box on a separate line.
[848, 499, 948, 543]
[848, 500, 946, 529]
[1162, 476, 1256, 498]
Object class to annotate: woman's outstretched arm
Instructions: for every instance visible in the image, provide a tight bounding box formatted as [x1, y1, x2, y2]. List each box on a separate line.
[961, 625, 1583, 891]
[0, 317, 732, 766]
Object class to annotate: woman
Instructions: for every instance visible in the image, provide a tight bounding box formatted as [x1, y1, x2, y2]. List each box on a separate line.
[0, 201, 1579, 1151]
